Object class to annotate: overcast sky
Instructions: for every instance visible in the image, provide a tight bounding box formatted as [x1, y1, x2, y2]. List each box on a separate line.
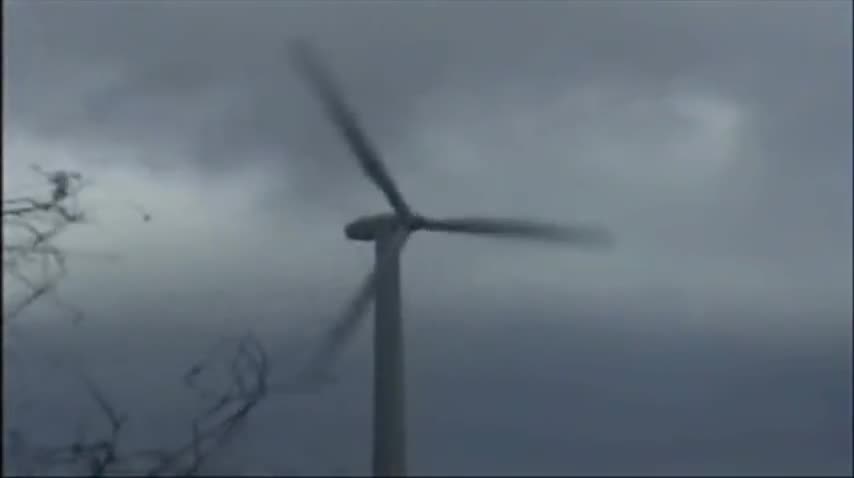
[4, 1, 852, 475]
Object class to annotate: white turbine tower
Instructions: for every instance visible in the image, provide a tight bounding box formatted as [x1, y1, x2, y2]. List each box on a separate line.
[290, 42, 614, 477]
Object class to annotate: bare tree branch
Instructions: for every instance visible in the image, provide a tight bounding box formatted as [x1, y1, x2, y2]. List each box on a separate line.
[4, 166, 87, 323]
[5, 167, 335, 476]
[23, 333, 275, 476]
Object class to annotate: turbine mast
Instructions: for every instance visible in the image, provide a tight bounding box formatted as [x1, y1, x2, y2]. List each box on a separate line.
[372, 226, 407, 476]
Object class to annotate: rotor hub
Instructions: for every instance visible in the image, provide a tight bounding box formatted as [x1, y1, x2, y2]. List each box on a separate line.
[345, 213, 424, 241]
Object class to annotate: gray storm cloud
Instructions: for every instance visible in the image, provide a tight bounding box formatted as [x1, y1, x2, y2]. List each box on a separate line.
[6, 1, 851, 306]
[4, 1, 851, 475]
[7, 2, 850, 172]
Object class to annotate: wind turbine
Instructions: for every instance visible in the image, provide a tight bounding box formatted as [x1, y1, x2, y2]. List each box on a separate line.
[290, 42, 614, 477]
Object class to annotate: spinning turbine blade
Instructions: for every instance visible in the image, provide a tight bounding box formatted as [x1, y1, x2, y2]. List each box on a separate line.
[421, 216, 614, 247]
[289, 42, 412, 219]
[289, 38, 617, 477]
[305, 227, 411, 375]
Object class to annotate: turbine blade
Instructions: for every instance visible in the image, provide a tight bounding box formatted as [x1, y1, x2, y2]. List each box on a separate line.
[289, 41, 412, 219]
[304, 227, 411, 376]
[421, 216, 614, 248]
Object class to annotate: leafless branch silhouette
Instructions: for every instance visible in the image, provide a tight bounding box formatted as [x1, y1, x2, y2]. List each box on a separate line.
[24, 334, 272, 476]
[3, 169, 321, 475]
[3, 166, 90, 324]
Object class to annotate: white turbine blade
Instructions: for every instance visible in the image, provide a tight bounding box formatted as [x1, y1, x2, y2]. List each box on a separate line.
[304, 227, 411, 376]
[289, 41, 412, 219]
[421, 216, 614, 248]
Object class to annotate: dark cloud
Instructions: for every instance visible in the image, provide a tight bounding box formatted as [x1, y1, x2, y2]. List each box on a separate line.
[6, 2, 850, 173]
[6, 2, 850, 263]
[4, 1, 851, 475]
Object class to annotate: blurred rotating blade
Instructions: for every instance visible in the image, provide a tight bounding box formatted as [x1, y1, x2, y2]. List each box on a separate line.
[289, 41, 412, 219]
[421, 216, 614, 248]
[304, 226, 411, 376]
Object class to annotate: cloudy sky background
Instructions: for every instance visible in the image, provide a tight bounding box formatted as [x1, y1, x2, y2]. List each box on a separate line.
[4, 1, 852, 475]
